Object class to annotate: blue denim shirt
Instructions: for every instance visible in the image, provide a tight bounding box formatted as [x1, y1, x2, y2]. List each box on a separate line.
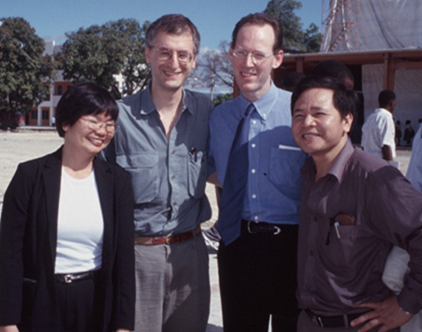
[104, 85, 212, 236]
[208, 82, 306, 244]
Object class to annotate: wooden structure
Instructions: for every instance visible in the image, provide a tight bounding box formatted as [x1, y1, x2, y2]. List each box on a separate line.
[274, 49, 422, 92]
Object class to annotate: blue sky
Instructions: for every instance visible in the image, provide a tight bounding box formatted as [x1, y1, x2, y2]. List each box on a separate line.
[3, 0, 323, 50]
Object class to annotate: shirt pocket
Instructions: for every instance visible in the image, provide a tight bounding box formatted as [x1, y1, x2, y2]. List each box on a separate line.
[188, 150, 207, 199]
[268, 147, 305, 199]
[116, 152, 159, 204]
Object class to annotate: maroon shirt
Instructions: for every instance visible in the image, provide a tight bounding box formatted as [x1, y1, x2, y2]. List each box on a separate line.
[297, 139, 422, 314]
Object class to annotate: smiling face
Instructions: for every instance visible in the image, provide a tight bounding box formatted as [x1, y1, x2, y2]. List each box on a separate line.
[146, 31, 197, 94]
[292, 88, 353, 163]
[63, 112, 115, 158]
[229, 23, 283, 102]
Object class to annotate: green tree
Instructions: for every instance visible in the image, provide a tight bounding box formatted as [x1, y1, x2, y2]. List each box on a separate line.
[59, 18, 149, 99]
[264, 0, 321, 52]
[304, 23, 321, 52]
[213, 93, 233, 107]
[0, 17, 54, 124]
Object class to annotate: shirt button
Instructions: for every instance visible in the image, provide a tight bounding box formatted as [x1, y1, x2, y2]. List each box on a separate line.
[263, 114, 267, 118]
[251, 169, 256, 174]
[252, 120, 257, 125]
[254, 216, 259, 221]
[252, 194, 257, 199]
[171, 175, 175, 180]
[173, 201, 177, 206]
[251, 143, 256, 148]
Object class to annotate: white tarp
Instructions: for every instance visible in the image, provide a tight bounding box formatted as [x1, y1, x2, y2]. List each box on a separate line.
[322, 0, 422, 52]
[362, 64, 422, 125]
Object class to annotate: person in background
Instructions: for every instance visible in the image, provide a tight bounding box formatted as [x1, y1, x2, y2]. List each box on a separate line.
[102, 14, 212, 332]
[208, 13, 306, 331]
[407, 118, 422, 191]
[361, 90, 397, 161]
[403, 120, 415, 147]
[0, 82, 135, 332]
[291, 75, 422, 332]
[281, 72, 306, 92]
[311, 59, 355, 90]
[395, 120, 402, 146]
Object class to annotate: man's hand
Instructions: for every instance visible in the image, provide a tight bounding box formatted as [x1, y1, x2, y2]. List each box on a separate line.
[350, 296, 413, 332]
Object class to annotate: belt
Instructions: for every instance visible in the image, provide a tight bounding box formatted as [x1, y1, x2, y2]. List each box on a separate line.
[134, 226, 201, 245]
[305, 309, 369, 328]
[54, 271, 95, 284]
[242, 220, 282, 235]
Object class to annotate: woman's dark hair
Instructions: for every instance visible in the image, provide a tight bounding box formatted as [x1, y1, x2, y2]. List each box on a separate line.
[231, 13, 283, 52]
[291, 75, 360, 121]
[55, 82, 119, 137]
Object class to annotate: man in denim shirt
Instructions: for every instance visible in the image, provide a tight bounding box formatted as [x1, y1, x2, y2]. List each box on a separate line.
[208, 13, 306, 332]
[103, 14, 212, 332]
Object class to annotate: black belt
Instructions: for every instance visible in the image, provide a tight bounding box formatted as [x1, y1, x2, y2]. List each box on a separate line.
[54, 271, 96, 284]
[242, 220, 283, 235]
[305, 309, 369, 328]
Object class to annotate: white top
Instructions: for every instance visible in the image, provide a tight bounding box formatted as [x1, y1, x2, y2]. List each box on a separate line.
[55, 169, 104, 273]
[383, 246, 422, 331]
[361, 108, 396, 159]
[407, 125, 422, 191]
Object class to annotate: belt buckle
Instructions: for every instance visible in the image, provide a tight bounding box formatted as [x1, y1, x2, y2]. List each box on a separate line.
[247, 221, 258, 234]
[165, 234, 173, 245]
[64, 274, 73, 284]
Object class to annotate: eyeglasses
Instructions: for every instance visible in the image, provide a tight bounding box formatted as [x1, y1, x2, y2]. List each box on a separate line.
[80, 118, 119, 134]
[152, 47, 194, 65]
[232, 49, 276, 64]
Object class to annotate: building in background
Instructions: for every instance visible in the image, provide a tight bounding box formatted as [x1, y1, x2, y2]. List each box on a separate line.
[28, 40, 129, 127]
[276, 0, 422, 144]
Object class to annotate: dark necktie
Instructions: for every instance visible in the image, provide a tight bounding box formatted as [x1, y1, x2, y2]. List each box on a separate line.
[218, 103, 255, 245]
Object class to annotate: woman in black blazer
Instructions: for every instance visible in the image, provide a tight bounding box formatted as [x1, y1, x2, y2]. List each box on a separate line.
[0, 83, 135, 332]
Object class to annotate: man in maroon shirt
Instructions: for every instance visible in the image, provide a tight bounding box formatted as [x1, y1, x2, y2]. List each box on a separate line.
[291, 75, 422, 332]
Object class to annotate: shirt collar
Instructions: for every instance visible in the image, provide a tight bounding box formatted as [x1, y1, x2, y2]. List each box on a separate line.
[327, 138, 355, 183]
[376, 107, 393, 119]
[239, 81, 279, 120]
[139, 84, 192, 115]
[301, 138, 355, 184]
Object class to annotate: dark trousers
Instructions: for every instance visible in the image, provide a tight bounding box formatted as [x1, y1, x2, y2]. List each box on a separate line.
[55, 270, 102, 332]
[218, 222, 299, 332]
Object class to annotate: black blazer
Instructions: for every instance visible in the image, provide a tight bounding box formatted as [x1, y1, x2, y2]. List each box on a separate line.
[0, 147, 135, 331]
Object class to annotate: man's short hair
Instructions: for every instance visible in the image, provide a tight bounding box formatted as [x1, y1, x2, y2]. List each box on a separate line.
[55, 82, 119, 138]
[291, 75, 359, 122]
[378, 90, 396, 109]
[231, 13, 283, 52]
[311, 60, 354, 89]
[145, 14, 200, 55]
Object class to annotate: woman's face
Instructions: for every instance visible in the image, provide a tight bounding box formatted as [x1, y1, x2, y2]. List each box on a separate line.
[62, 112, 116, 158]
